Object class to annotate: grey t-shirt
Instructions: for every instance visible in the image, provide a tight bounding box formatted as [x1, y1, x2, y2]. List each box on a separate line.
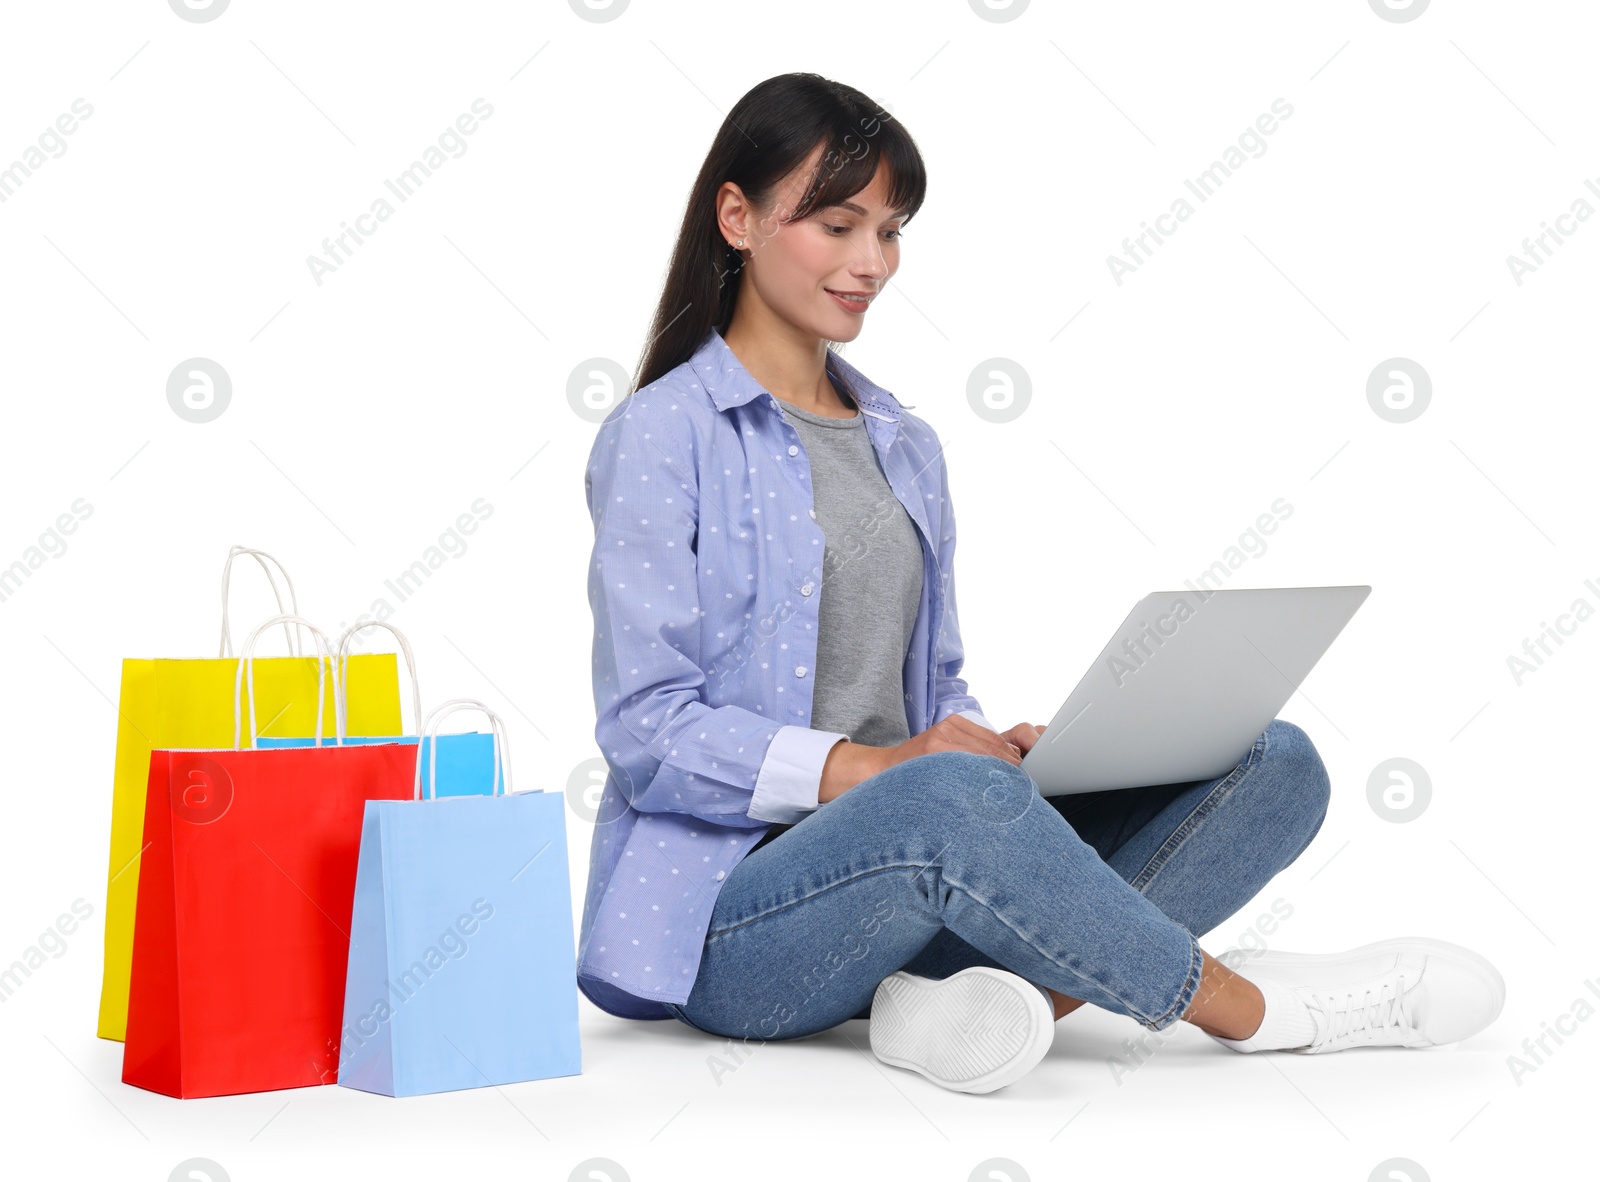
[775, 384, 925, 749]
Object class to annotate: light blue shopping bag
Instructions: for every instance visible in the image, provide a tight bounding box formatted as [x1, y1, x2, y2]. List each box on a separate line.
[255, 622, 497, 798]
[336, 699, 582, 1096]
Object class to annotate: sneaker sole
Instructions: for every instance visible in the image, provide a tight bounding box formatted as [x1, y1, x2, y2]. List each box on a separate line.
[869, 967, 1054, 1094]
[1219, 936, 1507, 1025]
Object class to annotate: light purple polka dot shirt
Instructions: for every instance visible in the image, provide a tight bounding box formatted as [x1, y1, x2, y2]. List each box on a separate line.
[576, 326, 996, 1019]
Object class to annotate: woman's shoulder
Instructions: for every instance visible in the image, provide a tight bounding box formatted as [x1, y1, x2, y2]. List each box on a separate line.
[586, 364, 719, 495]
[605, 358, 721, 432]
[594, 364, 715, 447]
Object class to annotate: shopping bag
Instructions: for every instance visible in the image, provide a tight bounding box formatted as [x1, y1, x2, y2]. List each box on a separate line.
[98, 548, 403, 1041]
[337, 700, 582, 1097]
[255, 621, 496, 797]
[121, 617, 417, 1099]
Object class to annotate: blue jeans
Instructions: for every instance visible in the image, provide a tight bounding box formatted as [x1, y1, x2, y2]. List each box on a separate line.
[662, 719, 1330, 1040]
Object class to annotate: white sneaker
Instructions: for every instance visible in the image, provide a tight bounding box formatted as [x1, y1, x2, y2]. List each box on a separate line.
[1217, 936, 1506, 1053]
[868, 966, 1054, 1093]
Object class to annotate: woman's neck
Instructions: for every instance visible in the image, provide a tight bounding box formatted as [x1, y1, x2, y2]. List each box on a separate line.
[722, 318, 855, 416]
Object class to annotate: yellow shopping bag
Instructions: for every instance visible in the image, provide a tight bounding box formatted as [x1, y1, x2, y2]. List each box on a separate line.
[95, 547, 402, 1041]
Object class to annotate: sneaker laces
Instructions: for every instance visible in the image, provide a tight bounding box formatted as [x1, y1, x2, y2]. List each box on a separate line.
[1303, 974, 1417, 1052]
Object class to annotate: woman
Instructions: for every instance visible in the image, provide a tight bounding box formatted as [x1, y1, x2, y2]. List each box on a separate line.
[577, 72, 1505, 1093]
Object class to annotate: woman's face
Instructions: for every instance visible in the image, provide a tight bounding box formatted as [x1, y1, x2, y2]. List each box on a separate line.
[723, 148, 907, 342]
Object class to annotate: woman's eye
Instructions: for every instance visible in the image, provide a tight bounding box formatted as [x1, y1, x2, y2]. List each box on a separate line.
[825, 225, 903, 240]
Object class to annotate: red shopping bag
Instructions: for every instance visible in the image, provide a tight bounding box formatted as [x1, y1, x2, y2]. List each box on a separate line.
[121, 616, 416, 1099]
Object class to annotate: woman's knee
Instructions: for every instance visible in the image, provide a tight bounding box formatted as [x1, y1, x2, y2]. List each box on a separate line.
[1260, 718, 1331, 834]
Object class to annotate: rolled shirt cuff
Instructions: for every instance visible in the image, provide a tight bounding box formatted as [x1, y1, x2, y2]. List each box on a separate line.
[956, 709, 999, 733]
[747, 724, 851, 824]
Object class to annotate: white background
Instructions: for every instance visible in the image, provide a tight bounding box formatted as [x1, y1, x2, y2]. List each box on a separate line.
[2, 1, 1595, 1179]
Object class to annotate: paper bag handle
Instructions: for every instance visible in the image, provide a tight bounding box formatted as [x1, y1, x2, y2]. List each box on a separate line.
[219, 546, 302, 659]
[333, 621, 422, 741]
[414, 698, 509, 800]
[232, 614, 341, 750]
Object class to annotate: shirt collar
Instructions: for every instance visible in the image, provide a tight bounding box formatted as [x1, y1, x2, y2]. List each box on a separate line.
[693, 327, 912, 422]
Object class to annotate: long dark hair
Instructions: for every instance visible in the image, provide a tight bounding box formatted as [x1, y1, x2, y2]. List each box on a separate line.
[632, 72, 928, 394]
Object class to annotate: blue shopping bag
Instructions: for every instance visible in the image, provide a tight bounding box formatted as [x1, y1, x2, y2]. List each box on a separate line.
[255, 622, 497, 798]
[336, 699, 582, 1096]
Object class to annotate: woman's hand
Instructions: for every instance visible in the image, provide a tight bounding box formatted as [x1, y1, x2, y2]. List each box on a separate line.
[890, 715, 1041, 770]
[818, 717, 1050, 803]
[1000, 722, 1050, 757]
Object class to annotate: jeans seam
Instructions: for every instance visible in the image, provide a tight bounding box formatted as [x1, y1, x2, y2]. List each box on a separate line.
[1144, 932, 1204, 1031]
[703, 863, 923, 941]
[1128, 727, 1268, 895]
[937, 869, 1185, 1029]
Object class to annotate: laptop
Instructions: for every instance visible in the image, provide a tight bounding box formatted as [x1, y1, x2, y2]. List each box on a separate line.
[1019, 585, 1370, 796]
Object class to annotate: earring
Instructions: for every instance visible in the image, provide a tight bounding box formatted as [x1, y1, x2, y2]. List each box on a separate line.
[735, 239, 744, 248]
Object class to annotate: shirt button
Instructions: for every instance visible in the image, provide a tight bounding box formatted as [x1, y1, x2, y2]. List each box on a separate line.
[801, 583, 813, 596]
[794, 665, 807, 677]
[787, 445, 799, 457]
[808, 508, 817, 520]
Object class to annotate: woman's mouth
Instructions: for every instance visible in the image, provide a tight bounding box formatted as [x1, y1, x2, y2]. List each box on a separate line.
[826, 290, 871, 314]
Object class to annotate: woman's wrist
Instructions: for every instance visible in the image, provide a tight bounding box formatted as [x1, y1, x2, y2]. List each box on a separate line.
[819, 740, 891, 803]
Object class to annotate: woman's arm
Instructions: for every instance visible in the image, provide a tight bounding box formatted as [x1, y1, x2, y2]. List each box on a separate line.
[586, 393, 844, 828]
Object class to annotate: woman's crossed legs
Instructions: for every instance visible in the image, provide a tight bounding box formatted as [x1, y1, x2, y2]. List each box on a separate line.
[663, 718, 1330, 1042]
